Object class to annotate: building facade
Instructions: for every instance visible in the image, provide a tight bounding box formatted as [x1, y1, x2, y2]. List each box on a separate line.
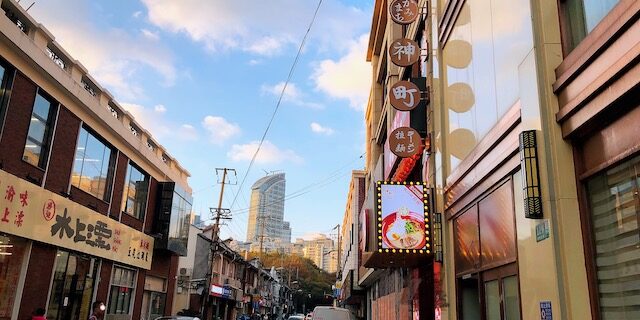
[246, 173, 291, 251]
[349, 0, 640, 319]
[0, 1, 193, 320]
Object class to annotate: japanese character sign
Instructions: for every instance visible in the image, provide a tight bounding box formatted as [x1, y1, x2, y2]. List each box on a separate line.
[390, 0, 419, 25]
[0, 169, 154, 269]
[390, 80, 421, 111]
[389, 38, 420, 67]
[389, 127, 421, 158]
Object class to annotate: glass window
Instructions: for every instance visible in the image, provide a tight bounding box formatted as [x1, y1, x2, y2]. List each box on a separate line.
[0, 234, 29, 320]
[586, 154, 640, 320]
[121, 162, 149, 219]
[0, 62, 14, 131]
[72, 127, 115, 201]
[107, 266, 136, 315]
[46, 251, 99, 320]
[23, 91, 56, 168]
[563, 0, 620, 51]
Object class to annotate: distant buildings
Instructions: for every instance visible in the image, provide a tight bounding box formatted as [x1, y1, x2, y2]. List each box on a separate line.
[246, 172, 291, 252]
[294, 235, 338, 273]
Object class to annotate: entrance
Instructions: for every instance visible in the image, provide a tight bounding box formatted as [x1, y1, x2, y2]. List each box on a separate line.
[47, 251, 99, 320]
[457, 264, 521, 320]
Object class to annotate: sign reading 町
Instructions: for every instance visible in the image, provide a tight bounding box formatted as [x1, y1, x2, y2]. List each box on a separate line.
[0, 169, 153, 269]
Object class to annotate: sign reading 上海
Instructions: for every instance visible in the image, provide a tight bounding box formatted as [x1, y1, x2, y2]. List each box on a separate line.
[389, 127, 421, 158]
[0, 169, 153, 269]
[390, 0, 419, 25]
[390, 80, 421, 111]
[389, 38, 420, 67]
[376, 181, 431, 254]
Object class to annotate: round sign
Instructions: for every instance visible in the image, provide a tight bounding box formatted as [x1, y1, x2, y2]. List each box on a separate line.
[389, 38, 420, 67]
[390, 0, 419, 25]
[390, 80, 421, 111]
[389, 127, 421, 158]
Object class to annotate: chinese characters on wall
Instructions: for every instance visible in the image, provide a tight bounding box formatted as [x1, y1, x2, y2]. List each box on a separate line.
[0, 170, 154, 269]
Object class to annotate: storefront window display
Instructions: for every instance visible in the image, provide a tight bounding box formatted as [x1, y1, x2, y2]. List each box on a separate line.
[0, 234, 29, 320]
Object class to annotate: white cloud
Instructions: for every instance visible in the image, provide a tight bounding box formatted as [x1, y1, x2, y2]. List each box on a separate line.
[313, 34, 371, 111]
[310, 122, 334, 135]
[141, 0, 370, 55]
[227, 141, 302, 164]
[261, 82, 323, 109]
[141, 29, 160, 41]
[133, 11, 143, 18]
[120, 103, 197, 142]
[154, 104, 167, 113]
[28, 0, 176, 101]
[248, 59, 262, 66]
[202, 116, 241, 145]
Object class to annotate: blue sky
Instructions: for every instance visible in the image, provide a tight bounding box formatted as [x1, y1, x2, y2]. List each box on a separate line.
[28, 0, 373, 242]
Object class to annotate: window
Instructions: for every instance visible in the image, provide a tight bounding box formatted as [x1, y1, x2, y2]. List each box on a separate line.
[72, 127, 115, 201]
[122, 162, 149, 219]
[23, 91, 56, 169]
[107, 266, 136, 315]
[586, 154, 640, 319]
[0, 61, 15, 131]
[562, 0, 620, 51]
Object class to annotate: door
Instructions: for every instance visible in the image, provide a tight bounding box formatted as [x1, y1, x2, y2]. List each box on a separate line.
[482, 264, 520, 320]
[47, 251, 99, 320]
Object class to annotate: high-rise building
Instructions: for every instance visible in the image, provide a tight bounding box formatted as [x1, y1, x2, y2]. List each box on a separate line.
[246, 172, 291, 251]
[296, 235, 337, 273]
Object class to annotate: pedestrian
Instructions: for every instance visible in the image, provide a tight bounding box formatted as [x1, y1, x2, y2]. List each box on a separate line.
[31, 308, 46, 320]
[88, 301, 106, 320]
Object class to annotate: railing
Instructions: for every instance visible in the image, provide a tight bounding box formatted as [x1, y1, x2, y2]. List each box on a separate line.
[81, 80, 98, 97]
[45, 47, 66, 70]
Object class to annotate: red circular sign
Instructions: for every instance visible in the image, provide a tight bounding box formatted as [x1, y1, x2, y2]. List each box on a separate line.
[389, 127, 421, 158]
[389, 38, 420, 67]
[43, 199, 56, 221]
[390, 80, 421, 111]
[390, 0, 419, 25]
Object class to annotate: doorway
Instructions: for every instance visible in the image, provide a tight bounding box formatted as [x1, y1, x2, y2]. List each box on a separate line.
[47, 251, 99, 320]
[482, 264, 520, 320]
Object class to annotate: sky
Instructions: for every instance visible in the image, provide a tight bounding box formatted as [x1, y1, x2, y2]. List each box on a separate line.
[27, 0, 373, 242]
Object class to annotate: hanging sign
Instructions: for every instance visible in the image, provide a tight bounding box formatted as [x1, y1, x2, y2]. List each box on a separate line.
[390, 80, 421, 111]
[389, 38, 420, 67]
[390, 0, 419, 25]
[389, 127, 421, 158]
[376, 181, 430, 254]
[0, 169, 153, 269]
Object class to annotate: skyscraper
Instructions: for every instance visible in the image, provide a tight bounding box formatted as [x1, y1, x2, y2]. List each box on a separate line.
[246, 172, 291, 251]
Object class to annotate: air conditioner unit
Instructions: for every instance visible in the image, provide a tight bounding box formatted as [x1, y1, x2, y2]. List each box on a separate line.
[179, 268, 192, 276]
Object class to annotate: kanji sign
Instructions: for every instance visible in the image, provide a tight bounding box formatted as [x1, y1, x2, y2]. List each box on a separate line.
[389, 127, 421, 158]
[389, 38, 420, 67]
[390, 80, 421, 111]
[390, 0, 419, 25]
[0, 169, 153, 269]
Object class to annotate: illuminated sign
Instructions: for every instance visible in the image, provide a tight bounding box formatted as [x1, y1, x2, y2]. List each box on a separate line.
[376, 181, 430, 254]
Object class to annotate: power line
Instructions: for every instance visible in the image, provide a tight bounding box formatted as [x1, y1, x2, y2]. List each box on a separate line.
[230, 0, 324, 211]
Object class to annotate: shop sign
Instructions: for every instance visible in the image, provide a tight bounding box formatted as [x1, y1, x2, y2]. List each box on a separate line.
[389, 127, 421, 158]
[376, 181, 430, 254]
[389, 38, 420, 67]
[390, 80, 420, 111]
[0, 170, 153, 269]
[390, 0, 419, 25]
[210, 284, 224, 297]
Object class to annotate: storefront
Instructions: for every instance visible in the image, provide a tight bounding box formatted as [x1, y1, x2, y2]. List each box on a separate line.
[0, 169, 154, 320]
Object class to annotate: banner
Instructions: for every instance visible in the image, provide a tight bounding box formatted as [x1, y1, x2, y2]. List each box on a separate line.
[0, 170, 153, 269]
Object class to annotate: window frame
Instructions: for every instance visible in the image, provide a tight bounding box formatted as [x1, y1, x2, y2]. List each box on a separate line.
[558, 0, 622, 55]
[0, 58, 15, 138]
[121, 160, 150, 220]
[71, 125, 116, 201]
[107, 265, 137, 316]
[23, 89, 57, 169]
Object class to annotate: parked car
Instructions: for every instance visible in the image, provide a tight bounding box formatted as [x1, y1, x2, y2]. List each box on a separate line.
[287, 315, 305, 320]
[310, 306, 354, 320]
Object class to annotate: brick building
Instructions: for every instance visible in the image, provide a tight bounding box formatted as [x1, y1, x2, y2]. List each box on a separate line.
[0, 1, 192, 320]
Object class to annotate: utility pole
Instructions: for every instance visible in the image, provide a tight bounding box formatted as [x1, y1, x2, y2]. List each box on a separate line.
[259, 216, 266, 260]
[202, 168, 236, 320]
